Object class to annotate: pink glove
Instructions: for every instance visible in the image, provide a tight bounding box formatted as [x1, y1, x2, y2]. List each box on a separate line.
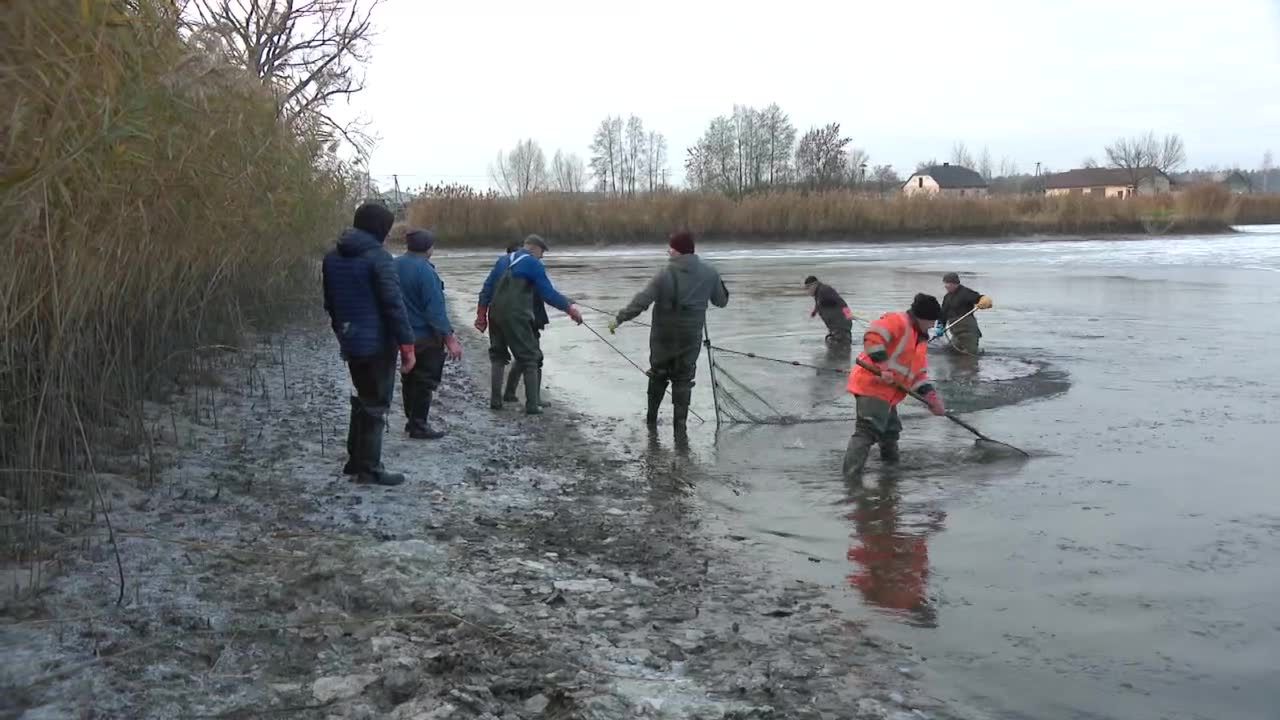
[444, 335, 463, 362]
[841, 306, 854, 321]
[399, 344, 416, 375]
[567, 304, 584, 325]
[924, 390, 946, 416]
[474, 306, 488, 333]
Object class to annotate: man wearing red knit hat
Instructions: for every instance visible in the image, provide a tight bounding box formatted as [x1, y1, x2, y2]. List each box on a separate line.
[608, 231, 729, 438]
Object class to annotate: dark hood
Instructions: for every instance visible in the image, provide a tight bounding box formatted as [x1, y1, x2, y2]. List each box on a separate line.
[336, 227, 382, 257]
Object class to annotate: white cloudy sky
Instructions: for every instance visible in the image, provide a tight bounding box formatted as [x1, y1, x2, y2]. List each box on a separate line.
[347, 0, 1280, 190]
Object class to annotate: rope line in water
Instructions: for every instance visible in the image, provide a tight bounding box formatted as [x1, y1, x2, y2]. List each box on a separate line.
[579, 320, 705, 424]
[577, 301, 650, 328]
[707, 345, 848, 376]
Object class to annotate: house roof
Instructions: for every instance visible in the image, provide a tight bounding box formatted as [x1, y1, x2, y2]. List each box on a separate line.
[914, 164, 987, 188]
[1044, 167, 1168, 189]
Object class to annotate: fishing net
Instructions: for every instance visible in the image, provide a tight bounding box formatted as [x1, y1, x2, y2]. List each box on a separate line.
[705, 343, 856, 425]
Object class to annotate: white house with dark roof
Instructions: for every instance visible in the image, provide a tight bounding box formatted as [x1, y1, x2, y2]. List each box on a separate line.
[902, 163, 989, 197]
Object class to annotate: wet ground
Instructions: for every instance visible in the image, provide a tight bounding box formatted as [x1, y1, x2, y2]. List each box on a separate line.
[440, 226, 1280, 720]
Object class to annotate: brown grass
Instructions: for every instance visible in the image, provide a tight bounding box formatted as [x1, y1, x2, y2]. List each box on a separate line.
[409, 184, 1280, 246]
[1, 1, 347, 560]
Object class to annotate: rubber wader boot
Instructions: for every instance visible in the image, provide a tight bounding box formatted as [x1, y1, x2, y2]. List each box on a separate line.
[523, 366, 542, 415]
[343, 396, 361, 475]
[408, 391, 445, 440]
[671, 383, 692, 438]
[879, 438, 900, 464]
[350, 405, 405, 486]
[489, 362, 505, 410]
[645, 377, 667, 427]
[842, 432, 875, 482]
[536, 368, 550, 407]
[503, 364, 522, 402]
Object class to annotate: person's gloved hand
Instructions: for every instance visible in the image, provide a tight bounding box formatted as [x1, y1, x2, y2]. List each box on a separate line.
[930, 325, 947, 340]
[444, 335, 463, 362]
[474, 306, 488, 333]
[810, 308, 817, 319]
[977, 295, 993, 310]
[841, 306, 854, 321]
[399, 344, 417, 375]
[924, 390, 946, 416]
[567, 305, 584, 325]
[607, 319, 620, 334]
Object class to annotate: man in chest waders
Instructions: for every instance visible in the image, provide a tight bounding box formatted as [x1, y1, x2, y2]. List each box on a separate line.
[475, 235, 582, 414]
[843, 293, 948, 482]
[935, 272, 993, 355]
[805, 275, 855, 347]
[608, 232, 729, 438]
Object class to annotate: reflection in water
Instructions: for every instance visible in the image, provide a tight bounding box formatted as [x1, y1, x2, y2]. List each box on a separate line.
[845, 484, 947, 628]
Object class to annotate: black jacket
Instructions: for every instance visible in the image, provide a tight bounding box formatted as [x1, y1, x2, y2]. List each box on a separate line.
[941, 285, 982, 322]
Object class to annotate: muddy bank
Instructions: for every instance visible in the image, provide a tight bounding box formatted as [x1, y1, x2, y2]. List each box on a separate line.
[1, 322, 988, 720]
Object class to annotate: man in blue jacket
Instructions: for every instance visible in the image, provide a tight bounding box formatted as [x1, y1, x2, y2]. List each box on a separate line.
[474, 235, 582, 414]
[322, 203, 416, 486]
[396, 229, 463, 440]
[498, 243, 553, 405]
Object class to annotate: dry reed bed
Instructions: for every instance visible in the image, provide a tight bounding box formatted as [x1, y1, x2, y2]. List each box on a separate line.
[409, 185, 1279, 246]
[1, 1, 347, 571]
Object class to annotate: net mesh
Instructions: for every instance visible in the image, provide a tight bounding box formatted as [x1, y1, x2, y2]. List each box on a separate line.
[706, 345, 855, 425]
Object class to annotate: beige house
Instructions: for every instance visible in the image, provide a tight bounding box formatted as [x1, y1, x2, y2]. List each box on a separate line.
[902, 163, 989, 197]
[1043, 167, 1171, 198]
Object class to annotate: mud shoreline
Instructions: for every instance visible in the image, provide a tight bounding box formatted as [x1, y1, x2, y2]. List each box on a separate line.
[0, 319, 991, 720]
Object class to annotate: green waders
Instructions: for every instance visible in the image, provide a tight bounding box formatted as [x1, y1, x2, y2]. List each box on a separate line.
[488, 265, 544, 414]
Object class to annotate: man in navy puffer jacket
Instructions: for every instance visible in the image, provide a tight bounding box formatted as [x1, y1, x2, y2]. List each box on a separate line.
[322, 203, 416, 486]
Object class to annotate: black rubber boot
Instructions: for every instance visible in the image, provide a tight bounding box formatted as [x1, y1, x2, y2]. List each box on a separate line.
[352, 406, 405, 486]
[503, 363, 522, 402]
[489, 362, 505, 410]
[408, 391, 445, 440]
[645, 375, 668, 427]
[879, 436, 900, 464]
[536, 368, 550, 407]
[671, 382, 692, 438]
[343, 396, 361, 475]
[523, 366, 542, 415]
[842, 432, 876, 482]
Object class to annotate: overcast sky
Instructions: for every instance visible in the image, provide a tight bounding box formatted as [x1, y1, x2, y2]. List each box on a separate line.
[349, 0, 1280, 190]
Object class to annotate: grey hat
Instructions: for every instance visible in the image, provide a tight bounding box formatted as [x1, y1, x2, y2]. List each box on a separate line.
[943, 272, 960, 284]
[406, 229, 436, 252]
[524, 234, 549, 251]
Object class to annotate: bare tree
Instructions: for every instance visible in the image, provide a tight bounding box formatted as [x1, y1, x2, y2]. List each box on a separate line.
[490, 139, 547, 197]
[915, 158, 940, 172]
[1105, 131, 1186, 187]
[997, 157, 1019, 178]
[185, 0, 382, 151]
[758, 103, 796, 187]
[1263, 150, 1274, 193]
[623, 116, 646, 196]
[871, 164, 901, 195]
[645, 131, 668, 191]
[686, 116, 739, 194]
[978, 146, 993, 180]
[550, 150, 586, 193]
[794, 123, 851, 189]
[951, 141, 976, 169]
[1081, 156, 1100, 168]
[590, 116, 624, 194]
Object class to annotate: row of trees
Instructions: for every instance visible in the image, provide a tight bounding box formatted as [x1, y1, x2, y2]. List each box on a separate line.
[490, 142, 588, 197]
[684, 105, 878, 194]
[589, 115, 669, 195]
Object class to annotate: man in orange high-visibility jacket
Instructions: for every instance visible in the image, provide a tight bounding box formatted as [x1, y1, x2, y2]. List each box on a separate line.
[843, 293, 948, 481]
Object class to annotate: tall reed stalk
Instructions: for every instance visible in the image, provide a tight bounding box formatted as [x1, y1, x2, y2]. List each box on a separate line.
[1, 1, 347, 569]
[408, 184, 1273, 246]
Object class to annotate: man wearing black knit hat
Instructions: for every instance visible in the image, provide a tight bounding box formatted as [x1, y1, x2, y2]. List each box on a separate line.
[322, 202, 416, 486]
[608, 231, 729, 439]
[842, 293, 948, 481]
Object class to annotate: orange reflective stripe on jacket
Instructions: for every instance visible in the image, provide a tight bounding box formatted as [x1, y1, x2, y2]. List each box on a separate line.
[846, 312, 930, 406]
